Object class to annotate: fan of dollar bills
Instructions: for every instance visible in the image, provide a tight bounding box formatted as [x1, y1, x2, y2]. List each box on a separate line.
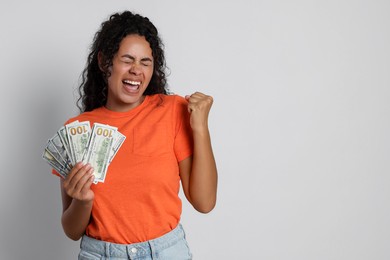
[43, 121, 126, 183]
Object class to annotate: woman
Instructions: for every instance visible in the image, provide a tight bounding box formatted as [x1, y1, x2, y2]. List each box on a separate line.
[55, 10, 217, 259]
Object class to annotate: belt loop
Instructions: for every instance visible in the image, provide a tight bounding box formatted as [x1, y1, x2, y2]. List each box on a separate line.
[149, 241, 157, 260]
[105, 241, 110, 258]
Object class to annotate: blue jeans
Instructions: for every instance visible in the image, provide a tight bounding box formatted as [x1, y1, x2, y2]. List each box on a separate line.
[78, 224, 192, 260]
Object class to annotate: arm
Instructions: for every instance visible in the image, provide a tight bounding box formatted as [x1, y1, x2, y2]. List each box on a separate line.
[60, 162, 95, 240]
[179, 92, 218, 213]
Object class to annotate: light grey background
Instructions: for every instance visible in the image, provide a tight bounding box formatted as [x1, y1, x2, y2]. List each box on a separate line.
[1, 0, 389, 259]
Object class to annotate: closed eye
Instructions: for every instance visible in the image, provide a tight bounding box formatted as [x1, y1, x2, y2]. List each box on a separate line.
[121, 54, 153, 66]
[141, 59, 153, 66]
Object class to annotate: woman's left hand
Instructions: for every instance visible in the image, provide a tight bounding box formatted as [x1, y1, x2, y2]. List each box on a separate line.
[185, 92, 214, 132]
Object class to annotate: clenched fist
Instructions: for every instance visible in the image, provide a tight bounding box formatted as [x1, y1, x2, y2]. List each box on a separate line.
[185, 92, 214, 132]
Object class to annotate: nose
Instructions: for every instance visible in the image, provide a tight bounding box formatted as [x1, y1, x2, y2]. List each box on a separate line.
[129, 62, 141, 75]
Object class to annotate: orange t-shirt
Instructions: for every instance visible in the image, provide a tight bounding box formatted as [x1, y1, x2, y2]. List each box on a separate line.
[53, 94, 193, 244]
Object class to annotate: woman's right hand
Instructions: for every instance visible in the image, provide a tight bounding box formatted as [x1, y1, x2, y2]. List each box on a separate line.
[62, 162, 95, 202]
[60, 162, 95, 240]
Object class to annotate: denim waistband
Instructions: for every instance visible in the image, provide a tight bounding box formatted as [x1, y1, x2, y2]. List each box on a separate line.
[80, 224, 185, 258]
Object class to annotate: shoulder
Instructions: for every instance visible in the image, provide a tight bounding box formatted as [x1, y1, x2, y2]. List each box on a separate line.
[148, 94, 188, 108]
[64, 107, 104, 125]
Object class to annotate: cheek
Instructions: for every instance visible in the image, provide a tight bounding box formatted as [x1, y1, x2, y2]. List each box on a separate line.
[112, 65, 125, 75]
[107, 77, 115, 88]
[107, 73, 122, 90]
[108, 67, 126, 82]
[146, 68, 154, 82]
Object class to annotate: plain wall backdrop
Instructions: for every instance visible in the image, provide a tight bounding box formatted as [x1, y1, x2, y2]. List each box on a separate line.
[1, 0, 389, 259]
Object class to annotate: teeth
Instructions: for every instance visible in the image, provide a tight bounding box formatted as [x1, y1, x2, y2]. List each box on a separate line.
[123, 80, 141, 86]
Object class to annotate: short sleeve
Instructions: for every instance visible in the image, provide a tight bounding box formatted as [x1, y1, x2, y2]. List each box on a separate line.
[173, 95, 193, 162]
[52, 169, 62, 178]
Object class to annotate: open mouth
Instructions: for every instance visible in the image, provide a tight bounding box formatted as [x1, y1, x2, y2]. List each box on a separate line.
[123, 80, 141, 92]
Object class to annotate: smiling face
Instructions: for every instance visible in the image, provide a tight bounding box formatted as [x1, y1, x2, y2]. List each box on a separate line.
[105, 34, 154, 112]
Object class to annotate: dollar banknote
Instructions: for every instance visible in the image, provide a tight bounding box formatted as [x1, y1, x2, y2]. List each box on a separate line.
[49, 133, 72, 169]
[109, 131, 126, 163]
[42, 149, 68, 178]
[57, 122, 78, 166]
[83, 123, 118, 183]
[66, 121, 91, 164]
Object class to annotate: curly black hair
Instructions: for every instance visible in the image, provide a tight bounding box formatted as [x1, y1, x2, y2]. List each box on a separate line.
[77, 11, 168, 112]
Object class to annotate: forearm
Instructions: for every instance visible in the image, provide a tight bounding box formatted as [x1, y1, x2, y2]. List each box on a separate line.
[189, 128, 218, 213]
[61, 199, 93, 241]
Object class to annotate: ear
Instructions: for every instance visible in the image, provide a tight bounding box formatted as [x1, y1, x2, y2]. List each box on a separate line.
[97, 52, 105, 72]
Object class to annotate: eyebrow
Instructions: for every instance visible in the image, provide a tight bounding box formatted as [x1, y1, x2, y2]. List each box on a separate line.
[121, 54, 153, 62]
